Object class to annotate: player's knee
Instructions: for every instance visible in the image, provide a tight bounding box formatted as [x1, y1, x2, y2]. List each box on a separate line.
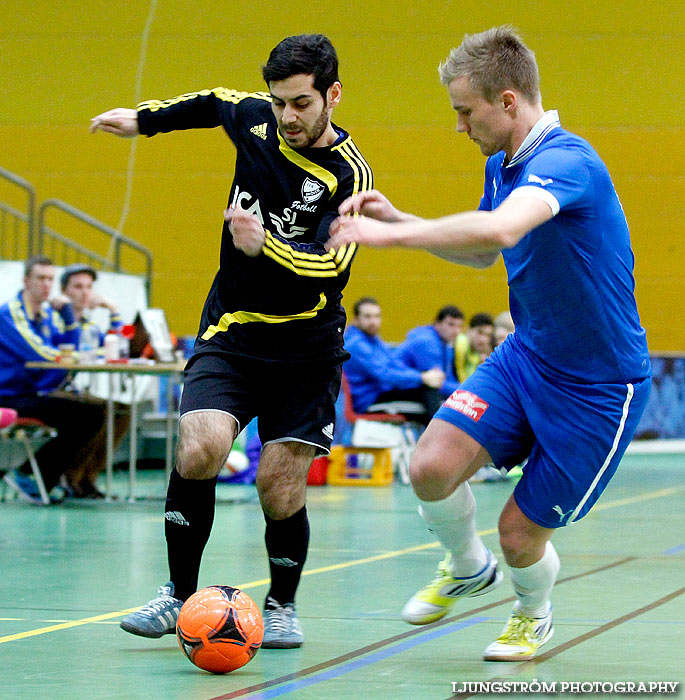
[256, 443, 311, 518]
[408, 445, 457, 498]
[176, 437, 227, 479]
[256, 474, 303, 519]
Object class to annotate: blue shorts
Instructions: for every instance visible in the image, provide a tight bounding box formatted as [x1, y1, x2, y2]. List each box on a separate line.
[434, 336, 651, 528]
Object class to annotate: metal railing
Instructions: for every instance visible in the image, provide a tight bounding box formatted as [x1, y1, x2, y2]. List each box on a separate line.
[37, 199, 153, 299]
[0, 165, 153, 299]
[0, 166, 36, 259]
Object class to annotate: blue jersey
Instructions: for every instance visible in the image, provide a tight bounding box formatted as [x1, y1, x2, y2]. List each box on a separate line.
[0, 291, 79, 397]
[396, 325, 460, 397]
[344, 326, 423, 412]
[480, 111, 650, 384]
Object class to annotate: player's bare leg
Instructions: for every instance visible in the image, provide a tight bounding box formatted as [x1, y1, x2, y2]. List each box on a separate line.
[176, 410, 238, 480]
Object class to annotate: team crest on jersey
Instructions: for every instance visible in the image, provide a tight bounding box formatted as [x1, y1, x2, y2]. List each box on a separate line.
[444, 391, 489, 422]
[301, 177, 325, 203]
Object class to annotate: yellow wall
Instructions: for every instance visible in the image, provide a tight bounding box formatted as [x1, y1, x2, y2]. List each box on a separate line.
[1, 1, 683, 349]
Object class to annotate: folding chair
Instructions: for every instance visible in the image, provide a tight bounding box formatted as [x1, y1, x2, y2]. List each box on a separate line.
[339, 374, 420, 484]
[0, 408, 57, 505]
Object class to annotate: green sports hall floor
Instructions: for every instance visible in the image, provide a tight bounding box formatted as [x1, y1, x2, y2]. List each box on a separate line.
[1, 453, 683, 700]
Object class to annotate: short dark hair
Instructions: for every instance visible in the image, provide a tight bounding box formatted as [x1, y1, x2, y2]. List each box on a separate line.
[353, 296, 379, 316]
[60, 263, 97, 291]
[436, 305, 464, 322]
[469, 312, 494, 329]
[24, 255, 53, 277]
[262, 34, 339, 98]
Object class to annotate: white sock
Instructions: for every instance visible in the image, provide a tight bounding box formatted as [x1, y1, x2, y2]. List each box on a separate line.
[418, 482, 489, 577]
[510, 541, 560, 618]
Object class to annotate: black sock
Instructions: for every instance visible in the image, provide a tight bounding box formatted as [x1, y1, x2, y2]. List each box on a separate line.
[164, 469, 217, 601]
[264, 506, 309, 607]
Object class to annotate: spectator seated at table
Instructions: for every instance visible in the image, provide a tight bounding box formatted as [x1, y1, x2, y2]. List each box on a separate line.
[344, 297, 445, 426]
[0, 255, 106, 503]
[59, 263, 130, 498]
[58, 263, 123, 348]
[396, 305, 463, 399]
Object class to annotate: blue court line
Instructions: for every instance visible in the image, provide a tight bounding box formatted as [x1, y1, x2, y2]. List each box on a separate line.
[663, 543, 685, 555]
[243, 618, 485, 699]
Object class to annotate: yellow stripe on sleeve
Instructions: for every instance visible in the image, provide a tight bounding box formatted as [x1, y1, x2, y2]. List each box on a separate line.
[9, 301, 60, 361]
[332, 137, 373, 194]
[138, 88, 271, 113]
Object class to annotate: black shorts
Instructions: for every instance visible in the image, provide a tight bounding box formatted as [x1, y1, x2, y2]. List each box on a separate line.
[179, 351, 342, 455]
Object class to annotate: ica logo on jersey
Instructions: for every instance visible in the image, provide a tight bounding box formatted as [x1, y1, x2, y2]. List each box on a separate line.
[230, 185, 313, 239]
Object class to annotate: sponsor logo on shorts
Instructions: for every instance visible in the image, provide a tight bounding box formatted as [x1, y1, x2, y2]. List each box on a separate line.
[322, 423, 334, 439]
[444, 391, 489, 422]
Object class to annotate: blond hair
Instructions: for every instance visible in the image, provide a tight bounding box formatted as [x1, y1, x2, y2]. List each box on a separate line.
[439, 26, 541, 104]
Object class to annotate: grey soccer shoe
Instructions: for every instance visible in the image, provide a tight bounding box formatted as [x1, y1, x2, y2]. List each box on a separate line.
[120, 582, 183, 638]
[261, 596, 304, 648]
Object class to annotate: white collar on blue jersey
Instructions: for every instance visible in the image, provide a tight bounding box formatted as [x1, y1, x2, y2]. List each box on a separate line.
[506, 110, 561, 168]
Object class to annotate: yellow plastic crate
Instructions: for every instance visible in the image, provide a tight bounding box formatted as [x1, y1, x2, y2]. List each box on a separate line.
[327, 445, 393, 486]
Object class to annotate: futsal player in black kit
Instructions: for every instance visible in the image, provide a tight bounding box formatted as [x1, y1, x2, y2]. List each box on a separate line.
[90, 34, 372, 648]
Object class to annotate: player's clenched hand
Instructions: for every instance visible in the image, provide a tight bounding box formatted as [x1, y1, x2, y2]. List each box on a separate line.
[225, 206, 265, 257]
[337, 189, 403, 222]
[326, 215, 399, 251]
[89, 108, 139, 137]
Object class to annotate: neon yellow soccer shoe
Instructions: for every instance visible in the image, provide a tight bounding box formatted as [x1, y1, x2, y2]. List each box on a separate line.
[401, 550, 502, 625]
[483, 605, 554, 661]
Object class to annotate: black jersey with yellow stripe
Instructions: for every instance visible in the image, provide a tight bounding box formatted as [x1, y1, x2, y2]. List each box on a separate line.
[137, 88, 373, 364]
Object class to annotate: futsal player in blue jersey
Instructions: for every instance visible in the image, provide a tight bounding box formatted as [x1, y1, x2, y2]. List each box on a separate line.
[328, 26, 651, 660]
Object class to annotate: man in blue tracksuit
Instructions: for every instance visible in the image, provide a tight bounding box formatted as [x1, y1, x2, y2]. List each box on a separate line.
[396, 305, 463, 399]
[344, 297, 445, 423]
[0, 255, 104, 501]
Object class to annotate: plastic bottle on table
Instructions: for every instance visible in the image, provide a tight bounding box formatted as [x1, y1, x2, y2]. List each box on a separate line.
[104, 331, 120, 362]
[79, 325, 100, 363]
[118, 329, 130, 362]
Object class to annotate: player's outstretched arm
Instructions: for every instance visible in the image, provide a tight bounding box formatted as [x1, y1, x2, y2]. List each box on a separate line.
[337, 189, 416, 223]
[327, 216, 401, 250]
[327, 195, 553, 269]
[89, 108, 140, 137]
